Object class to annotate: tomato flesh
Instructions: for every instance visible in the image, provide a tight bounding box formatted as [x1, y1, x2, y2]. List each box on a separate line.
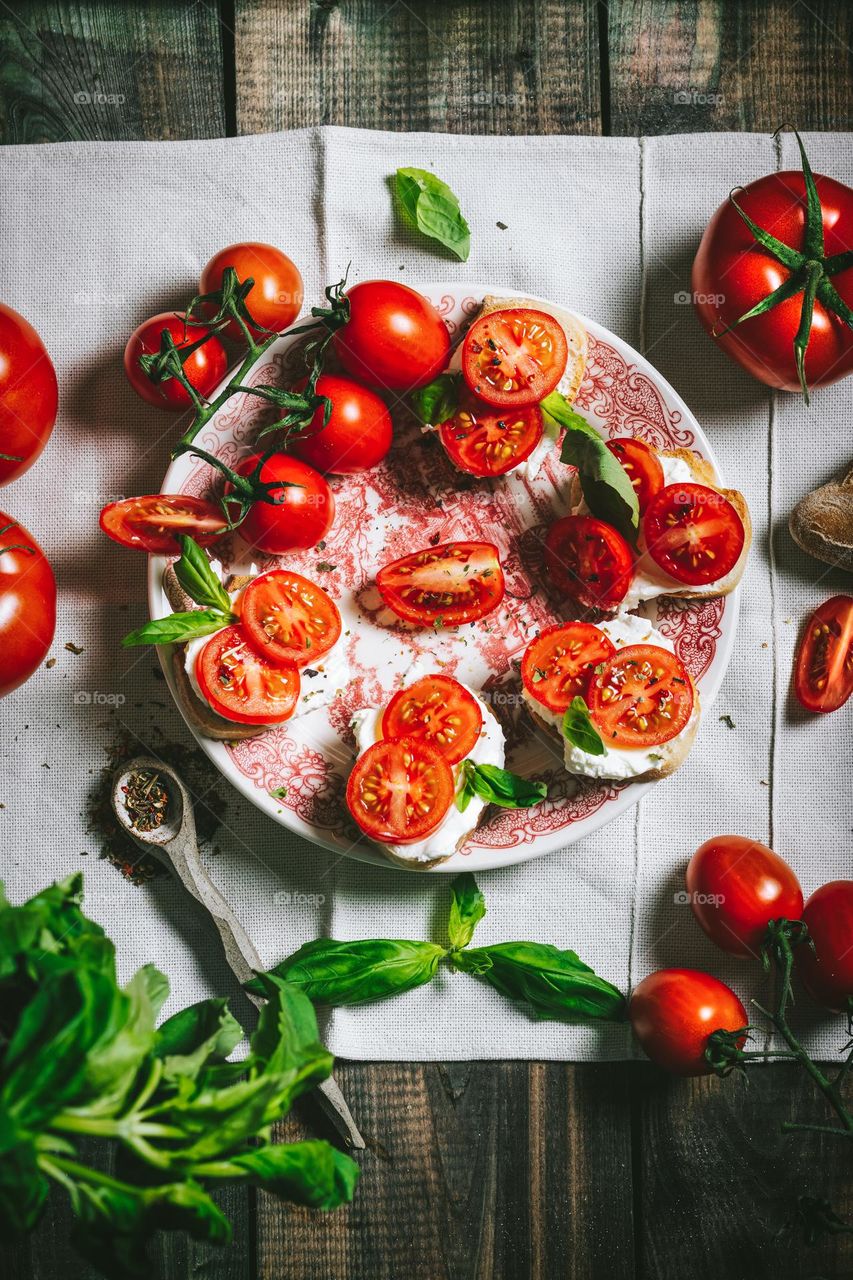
[196, 624, 300, 725]
[240, 569, 341, 668]
[0, 304, 58, 486]
[686, 836, 804, 959]
[544, 515, 634, 612]
[382, 674, 483, 765]
[629, 968, 748, 1076]
[462, 308, 568, 408]
[333, 281, 450, 392]
[438, 393, 543, 476]
[796, 880, 853, 1013]
[605, 438, 664, 513]
[124, 314, 227, 410]
[0, 514, 56, 698]
[377, 541, 505, 627]
[643, 482, 744, 586]
[521, 622, 615, 714]
[587, 644, 693, 748]
[346, 736, 454, 844]
[99, 495, 229, 554]
[793, 594, 853, 714]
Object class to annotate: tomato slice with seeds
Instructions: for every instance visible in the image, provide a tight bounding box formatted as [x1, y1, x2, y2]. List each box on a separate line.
[461, 308, 568, 408]
[586, 644, 694, 748]
[241, 569, 341, 668]
[99, 495, 228, 554]
[438, 393, 543, 476]
[544, 515, 634, 612]
[643, 482, 744, 586]
[605, 437, 664, 513]
[382, 674, 483, 764]
[521, 622, 616, 714]
[196, 625, 300, 725]
[346, 736, 454, 844]
[376, 541, 505, 627]
[793, 594, 853, 713]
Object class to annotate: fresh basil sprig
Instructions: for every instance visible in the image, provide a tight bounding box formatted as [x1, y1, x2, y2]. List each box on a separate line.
[395, 167, 471, 262]
[542, 391, 640, 544]
[121, 609, 235, 648]
[174, 536, 232, 612]
[250, 873, 625, 1026]
[561, 696, 606, 756]
[409, 371, 461, 426]
[456, 760, 548, 813]
[0, 876, 358, 1276]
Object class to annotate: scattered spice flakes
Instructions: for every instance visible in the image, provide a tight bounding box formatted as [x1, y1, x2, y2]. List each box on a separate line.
[315, 561, 337, 572]
[65, 642, 84, 655]
[45, 657, 56, 669]
[719, 714, 736, 729]
[428, 533, 441, 546]
[496, 220, 508, 230]
[269, 786, 288, 800]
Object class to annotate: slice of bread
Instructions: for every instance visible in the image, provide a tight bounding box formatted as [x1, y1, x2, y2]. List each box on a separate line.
[479, 293, 588, 404]
[526, 678, 702, 784]
[567, 446, 752, 605]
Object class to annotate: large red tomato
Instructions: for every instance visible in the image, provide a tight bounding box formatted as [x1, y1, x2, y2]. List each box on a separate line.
[686, 836, 804, 958]
[0, 514, 56, 697]
[333, 281, 450, 392]
[693, 137, 853, 398]
[0, 304, 58, 485]
[796, 881, 853, 1014]
[629, 969, 747, 1077]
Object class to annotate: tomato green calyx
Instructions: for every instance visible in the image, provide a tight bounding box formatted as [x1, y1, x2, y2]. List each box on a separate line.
[714, 130, 853, 404]
[704, 1026, 754, 1077]
[796, 1196, 853, 1247]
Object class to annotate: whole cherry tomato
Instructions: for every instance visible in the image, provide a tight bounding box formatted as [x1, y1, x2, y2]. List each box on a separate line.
[629, 968, 747, 1077]
[692, 136, 853, 397]
[200, 242, 303, 341]
[0, 513, 56, 697]
[234, 452, 334, 554]
[686, 836, 804, 958]
[124, 314, 227, 410]
[288, 374, 392, 474]
[0, 303, 58, 486]
[333, 281, 450, 391]
[796, 881, 853, 1013]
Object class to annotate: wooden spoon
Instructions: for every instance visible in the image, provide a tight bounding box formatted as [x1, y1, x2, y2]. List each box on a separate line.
[111, 754, 364, 1149]
[789, 465, 853, 572]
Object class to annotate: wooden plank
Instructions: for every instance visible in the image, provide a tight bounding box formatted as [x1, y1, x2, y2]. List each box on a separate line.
[256, 1061, 634, 1280]
[0, 0, 228, 144]
[634, 1062, 853, 1279]
[607, 0, 853, 134]
[234, 0, 601, 136]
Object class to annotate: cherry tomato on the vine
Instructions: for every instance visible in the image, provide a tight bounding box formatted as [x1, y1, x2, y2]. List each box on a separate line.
[629, 968, 747, 1077]
[234, 452, 335, 555]
[288, 373, 393, 474]
[0, 513, 56, 698]
[0, 304, 58, 486]
[124, 313, 227, 410]
[200, 242, 304, 341]
[796, 881, 853, 1013]
[686, 836, 804, 958]
[333, 281, 450, 392]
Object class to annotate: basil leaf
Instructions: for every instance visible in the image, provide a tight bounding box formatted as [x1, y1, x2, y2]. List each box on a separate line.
[220, 1140, 359, 1211]
[0, 1137, 50, 1233]
[543, 392, 640, 543]
[395, 167, 471, 262]
[247, 938, 445, 1006]
[175, 536, 232, 612]
[461, 760, 547, 809]
[447, 873, 486, 949]
[121, 609, 234, 647]
[450, 941, 626, 1022]
[155, 998, 243, 1081]
[410, 372, 461, 426]
[561, 696, 606, 757]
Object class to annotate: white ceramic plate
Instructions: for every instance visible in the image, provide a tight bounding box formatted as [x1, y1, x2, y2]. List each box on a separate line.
[150, 285, 739, 873]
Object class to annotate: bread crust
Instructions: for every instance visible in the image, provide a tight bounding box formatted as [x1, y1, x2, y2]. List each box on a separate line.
[479, 293, 588, 404]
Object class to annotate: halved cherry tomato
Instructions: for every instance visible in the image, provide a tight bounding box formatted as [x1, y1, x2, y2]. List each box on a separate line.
[99, 495, 229, 554]
[376, 541, 505, 627]
[240, 569, 341, 668]
[462, 308, 568, 408]
[796, 880, 853, 1013]
[333, 281, 450, 391]
[521, 622, 615, 714]
[686, 836, 804, 958]
[288, 373, 392, 475]
[438, 393, 543, 476]
[629, 969, 747, 1076]
[643, 482, 745, 586]
[382, 675, 483, 765]
[793, 595, 853, 714]
[605, 438, 664, 513]
[234, 453, 335, 554]
[196, 624, 300, 725]
[587, 644, 694, 748]
[346, 736, 454, 844]
[200, 242, 304, 341]
[544, 515, 634, 612]
[124, 314, 227, 410]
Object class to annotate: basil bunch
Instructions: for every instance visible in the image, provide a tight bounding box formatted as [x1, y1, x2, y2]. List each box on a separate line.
[0, 876, 358, 1278]
[543, 392, 640, 544]
[122, 536, 236, 647]
[252, 873, 625, 1024]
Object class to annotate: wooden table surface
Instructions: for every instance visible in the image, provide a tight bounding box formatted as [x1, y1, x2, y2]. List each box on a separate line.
[1, 3, 851, 1278]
